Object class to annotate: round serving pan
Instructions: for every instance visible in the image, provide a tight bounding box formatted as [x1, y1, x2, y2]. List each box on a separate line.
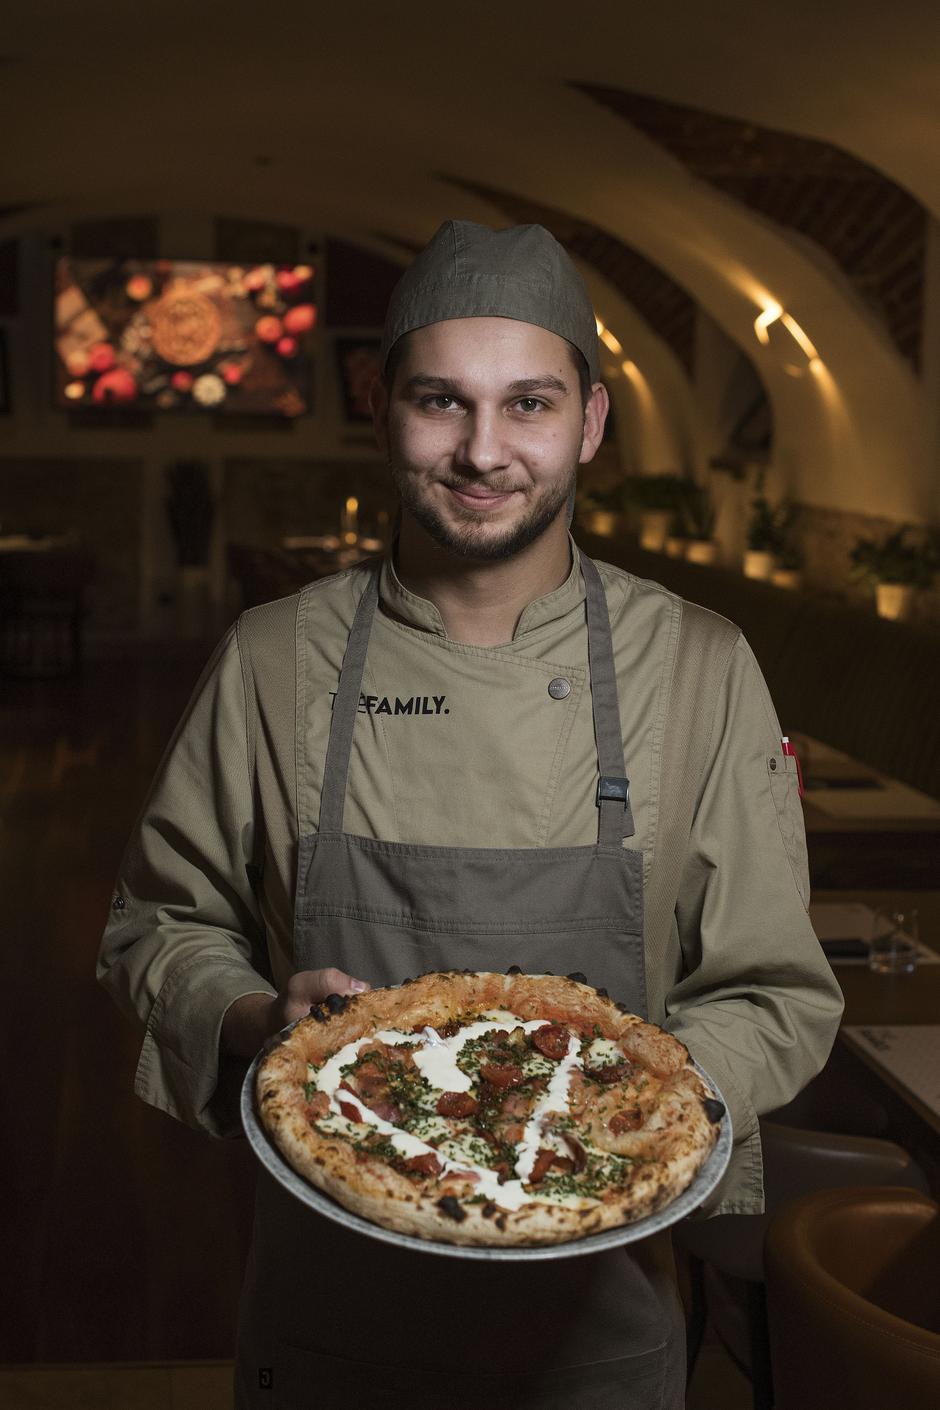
[242, 1025, 733, 1261]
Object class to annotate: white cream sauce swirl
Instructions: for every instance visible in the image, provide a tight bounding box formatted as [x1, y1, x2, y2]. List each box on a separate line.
[312, 1011, 589, 1211]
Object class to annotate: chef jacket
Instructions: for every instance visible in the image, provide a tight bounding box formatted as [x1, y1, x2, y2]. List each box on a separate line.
[99, 545, 844, 1215]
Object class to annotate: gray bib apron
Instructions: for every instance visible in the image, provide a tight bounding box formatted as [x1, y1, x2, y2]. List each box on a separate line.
[236, 553, 686, 1410]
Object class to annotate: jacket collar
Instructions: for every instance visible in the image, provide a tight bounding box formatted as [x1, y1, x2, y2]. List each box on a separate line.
[378, 535, 587, 641]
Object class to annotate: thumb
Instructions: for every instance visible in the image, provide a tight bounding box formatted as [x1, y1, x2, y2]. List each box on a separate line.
[286, 967, 371, 1011]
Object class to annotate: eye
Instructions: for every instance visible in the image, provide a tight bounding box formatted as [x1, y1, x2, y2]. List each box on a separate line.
[514, 397, 545, 413]
[421, 394, 461, 412]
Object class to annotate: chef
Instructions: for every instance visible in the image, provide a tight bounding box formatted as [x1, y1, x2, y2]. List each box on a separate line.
[99, 221, 844, 1409]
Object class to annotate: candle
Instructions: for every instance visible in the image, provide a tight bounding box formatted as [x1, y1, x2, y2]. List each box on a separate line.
[342, 496, 359, 544]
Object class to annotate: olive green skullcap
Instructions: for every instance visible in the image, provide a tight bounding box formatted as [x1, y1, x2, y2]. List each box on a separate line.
[380, 220, 600, 383]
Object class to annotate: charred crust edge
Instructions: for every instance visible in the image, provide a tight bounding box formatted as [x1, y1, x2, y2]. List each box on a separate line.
[702, 1098, 726, 1124]
[436, 1195, 467, 1223]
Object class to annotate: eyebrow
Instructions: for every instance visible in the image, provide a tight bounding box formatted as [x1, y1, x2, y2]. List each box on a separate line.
[403, 374, 571, 397]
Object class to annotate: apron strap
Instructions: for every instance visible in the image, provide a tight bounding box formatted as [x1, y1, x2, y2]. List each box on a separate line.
[579, 552, 635, 845]
[318, 569, 380, 834]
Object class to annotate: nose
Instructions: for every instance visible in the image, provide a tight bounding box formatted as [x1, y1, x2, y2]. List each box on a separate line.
[455, 407, 512, 475]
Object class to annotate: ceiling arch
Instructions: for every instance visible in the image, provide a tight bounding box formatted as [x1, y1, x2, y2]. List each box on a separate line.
[579, 86, 927, 369]
[0, 0, 936, 523]
[447, 178, 699, 375]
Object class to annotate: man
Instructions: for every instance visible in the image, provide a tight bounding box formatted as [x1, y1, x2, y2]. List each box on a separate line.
[100, 221, 843, 1408]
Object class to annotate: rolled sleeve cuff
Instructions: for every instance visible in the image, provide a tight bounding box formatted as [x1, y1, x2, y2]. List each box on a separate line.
[133, 955, 276, 1139]
[669, 1027, 765, 1217]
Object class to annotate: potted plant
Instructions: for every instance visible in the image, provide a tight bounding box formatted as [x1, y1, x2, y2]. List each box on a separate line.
[166, 459, 215, 638]
[663, 516, 689, 557]
[682, 484, 718, 565]
[849, 526, 938, 621]
[744, 494, 792, 580]
[622, 473, 688, 552]
[576, 483, 626, 538]
[771, 544, 804, 590]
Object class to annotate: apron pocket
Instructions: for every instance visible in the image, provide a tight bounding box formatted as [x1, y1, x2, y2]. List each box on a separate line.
[266, 1340, 672, 1410]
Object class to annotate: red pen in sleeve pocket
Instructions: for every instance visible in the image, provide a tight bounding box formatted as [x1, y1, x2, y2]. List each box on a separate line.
[781, 736, 804, 798]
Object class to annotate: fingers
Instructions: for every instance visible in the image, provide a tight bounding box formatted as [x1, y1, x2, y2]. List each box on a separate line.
[282, 968, 371, 1021]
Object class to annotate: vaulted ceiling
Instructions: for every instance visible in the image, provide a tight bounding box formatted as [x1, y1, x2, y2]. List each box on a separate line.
[2, 0, 938, 519]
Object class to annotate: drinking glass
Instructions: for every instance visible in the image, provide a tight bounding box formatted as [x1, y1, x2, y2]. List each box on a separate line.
[868, 908, 920, 975]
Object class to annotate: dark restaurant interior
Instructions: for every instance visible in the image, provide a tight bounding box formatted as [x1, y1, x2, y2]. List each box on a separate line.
[2, 1, 940, 1406]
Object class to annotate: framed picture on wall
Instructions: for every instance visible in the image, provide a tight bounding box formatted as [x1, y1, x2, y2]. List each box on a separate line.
[335, 336, 381, 423]
[53, 257, 315, 418]
[0, 328, 9, 414]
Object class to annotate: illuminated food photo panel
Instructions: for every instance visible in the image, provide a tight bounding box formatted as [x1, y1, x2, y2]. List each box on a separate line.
[53, 256, 316, 416]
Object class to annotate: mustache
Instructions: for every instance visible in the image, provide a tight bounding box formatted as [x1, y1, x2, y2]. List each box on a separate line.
[440, 476, 527, 495]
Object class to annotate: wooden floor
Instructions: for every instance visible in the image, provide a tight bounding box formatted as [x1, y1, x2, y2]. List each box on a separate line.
[0, 1345, 753, 1408]
[0, 647, 751, 1403]
[2, 650, 256, 1364]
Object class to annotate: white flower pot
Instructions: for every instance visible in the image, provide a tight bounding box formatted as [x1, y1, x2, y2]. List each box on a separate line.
[771, 568, 802, 591]
[686, 539, 717, 566]
[638, 510, 671, 552]
[584, 509, 620, 538]
[875, 582, 914, 621]
[744, 550, 775, 581]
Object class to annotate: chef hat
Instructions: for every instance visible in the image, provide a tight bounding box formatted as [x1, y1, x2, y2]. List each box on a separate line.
[380, 221, 600, 384]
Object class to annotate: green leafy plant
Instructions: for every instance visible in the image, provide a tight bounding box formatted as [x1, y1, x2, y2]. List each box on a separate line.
[679, 483, 717, 542]
[166, 460, 215, 567]
[747, 495, 793, 553]
[620, 473, 689, 513]
[776, 543, 804, 572]
[849, 526, 938, 588]
[576, 483, 627, 516]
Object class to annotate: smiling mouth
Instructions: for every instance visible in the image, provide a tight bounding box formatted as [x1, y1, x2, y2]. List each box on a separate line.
[444, 484, 522, 511]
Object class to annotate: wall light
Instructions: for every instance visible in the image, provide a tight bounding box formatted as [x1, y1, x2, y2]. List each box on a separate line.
[754, 301, 820, 371]
[595, 317, 624, 357]
[754, 302, 783, 345]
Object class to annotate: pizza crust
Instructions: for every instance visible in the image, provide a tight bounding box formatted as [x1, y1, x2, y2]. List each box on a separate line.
[255, 971, 723, 1247]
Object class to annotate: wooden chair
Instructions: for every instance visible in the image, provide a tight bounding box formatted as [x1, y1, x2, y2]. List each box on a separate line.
[0, 549, 96, 677]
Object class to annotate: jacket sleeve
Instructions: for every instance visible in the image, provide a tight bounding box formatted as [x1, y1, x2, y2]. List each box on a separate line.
[97, 624, 277, 1138]
[663, 634, 844, 1213]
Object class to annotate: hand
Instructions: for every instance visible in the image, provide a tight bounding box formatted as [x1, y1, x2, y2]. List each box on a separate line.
[221, 968, 371, 1059]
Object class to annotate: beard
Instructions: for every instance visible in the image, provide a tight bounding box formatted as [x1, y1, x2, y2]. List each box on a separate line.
[391, 464, 577, 563]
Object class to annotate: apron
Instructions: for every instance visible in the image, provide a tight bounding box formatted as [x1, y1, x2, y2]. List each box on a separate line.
[236, 552, 686, 1410]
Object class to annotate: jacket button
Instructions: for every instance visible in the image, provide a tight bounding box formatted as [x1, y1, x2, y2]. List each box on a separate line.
[769, 758, 778, 771]
[112, 894, 127, 911]
[548, 677, 571, 699]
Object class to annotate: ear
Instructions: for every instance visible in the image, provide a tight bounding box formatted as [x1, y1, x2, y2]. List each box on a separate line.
[369, 376, 390, 457]
[578, 383, 609, 465]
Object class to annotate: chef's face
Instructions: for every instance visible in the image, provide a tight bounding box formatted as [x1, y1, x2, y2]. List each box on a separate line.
[373, 318, 607, 562]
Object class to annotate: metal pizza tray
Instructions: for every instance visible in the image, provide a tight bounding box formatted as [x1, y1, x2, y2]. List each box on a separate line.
[241, 1038, 732, 1263]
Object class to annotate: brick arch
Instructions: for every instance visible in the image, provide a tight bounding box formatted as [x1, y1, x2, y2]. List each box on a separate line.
[578, 86, 926, 370]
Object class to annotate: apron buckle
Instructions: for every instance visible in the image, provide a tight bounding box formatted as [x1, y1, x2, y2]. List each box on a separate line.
[597, 775, 630, 808]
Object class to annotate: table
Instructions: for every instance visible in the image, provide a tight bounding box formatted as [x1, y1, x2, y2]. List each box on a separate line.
[793, 736, 940, 889]
[811, 888, 940, 1190]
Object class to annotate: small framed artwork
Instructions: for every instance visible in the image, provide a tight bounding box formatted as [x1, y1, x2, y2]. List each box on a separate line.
[335, 336, 381, 423]
[0, 328, 9, 414]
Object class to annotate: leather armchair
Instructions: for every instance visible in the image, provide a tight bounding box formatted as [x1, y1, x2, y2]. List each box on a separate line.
[765, 1186, 940, 1410]
[675, 1120, 929, 1409]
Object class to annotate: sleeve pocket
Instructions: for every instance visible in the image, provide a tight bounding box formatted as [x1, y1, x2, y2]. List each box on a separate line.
[767, 753, 810, 908]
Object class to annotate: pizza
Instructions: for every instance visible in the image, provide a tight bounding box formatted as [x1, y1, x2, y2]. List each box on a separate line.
[254, 969, 726, 1247]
